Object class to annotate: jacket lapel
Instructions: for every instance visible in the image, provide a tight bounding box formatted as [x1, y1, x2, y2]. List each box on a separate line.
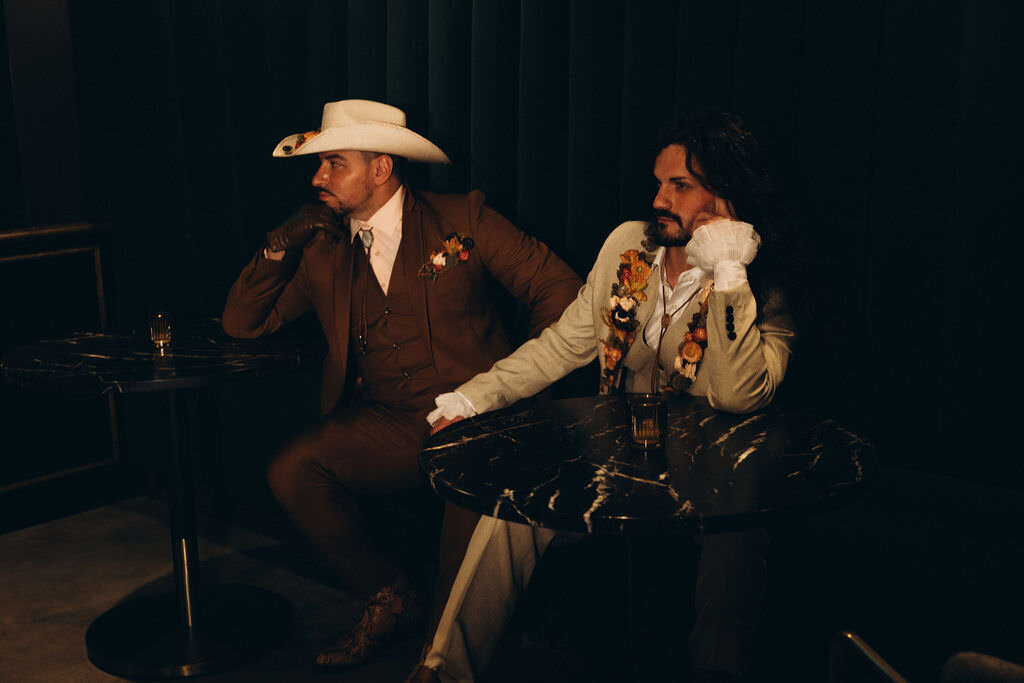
[622, 250, 662, 373]
[634, 253, 661, 332]
[332, 232, 355, 369]
[397, 190, 434, 357]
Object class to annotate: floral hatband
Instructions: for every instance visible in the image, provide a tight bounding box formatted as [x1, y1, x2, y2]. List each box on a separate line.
[599, 248, 655, 393]
[418, 232, 475, 282]
[281, 130, 320, 155]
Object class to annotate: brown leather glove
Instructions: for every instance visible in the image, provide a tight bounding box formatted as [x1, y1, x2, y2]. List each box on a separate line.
[265, 202, 340, 253]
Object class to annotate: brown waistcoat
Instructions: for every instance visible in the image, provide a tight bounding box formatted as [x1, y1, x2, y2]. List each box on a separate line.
[349, 241, 444, 410]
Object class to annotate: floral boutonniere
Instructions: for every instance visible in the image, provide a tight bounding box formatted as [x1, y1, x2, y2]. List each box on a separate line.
[417, 232, 475, 282]
[599, 247, 656, 393]
[664, 283, 713, 393]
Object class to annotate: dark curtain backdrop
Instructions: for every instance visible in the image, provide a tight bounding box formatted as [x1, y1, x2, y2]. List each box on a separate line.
[40, 0, 1022, 485]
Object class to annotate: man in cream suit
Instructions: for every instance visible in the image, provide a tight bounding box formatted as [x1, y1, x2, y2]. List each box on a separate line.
[411, 111, 797, 683]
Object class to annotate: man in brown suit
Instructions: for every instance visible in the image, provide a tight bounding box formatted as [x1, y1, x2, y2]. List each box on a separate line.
[222, 99, 581, 669]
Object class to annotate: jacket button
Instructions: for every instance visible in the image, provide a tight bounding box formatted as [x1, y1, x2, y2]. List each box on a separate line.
[727, 331, 737, 341]
[725, 313, 734, 323]
[725, 322, 735, 332]
[725, 306, 734, 315]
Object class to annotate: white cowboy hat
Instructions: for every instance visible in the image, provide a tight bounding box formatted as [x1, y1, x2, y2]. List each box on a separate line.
[272, 99, 450, 163]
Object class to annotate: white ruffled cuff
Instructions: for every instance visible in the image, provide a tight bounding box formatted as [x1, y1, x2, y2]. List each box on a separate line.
[426, 391, 478, 426]
[685, 219, 760, 272]
[713, 260, 748, 291]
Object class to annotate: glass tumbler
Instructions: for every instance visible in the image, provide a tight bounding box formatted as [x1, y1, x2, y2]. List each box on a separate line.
[149, 311, 173, 352]
[629, 393, 667, 450]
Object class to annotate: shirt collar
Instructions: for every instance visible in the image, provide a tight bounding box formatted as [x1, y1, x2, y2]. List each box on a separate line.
[350, 185, 405, 243]
[650, 246, 710, 289]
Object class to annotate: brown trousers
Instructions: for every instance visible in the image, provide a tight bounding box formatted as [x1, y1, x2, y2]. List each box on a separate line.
[267, 397, 479, 631]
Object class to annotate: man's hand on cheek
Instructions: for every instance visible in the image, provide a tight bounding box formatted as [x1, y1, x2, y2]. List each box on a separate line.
[686, 212, 761, 291]
[265, 202, 340, 253]
[690, 196, 737, 232]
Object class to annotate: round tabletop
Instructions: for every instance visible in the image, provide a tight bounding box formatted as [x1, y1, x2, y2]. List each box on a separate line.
[420, 395, 875, 535]
[1, 318, 316, 678]
[0, 318, 321, 394]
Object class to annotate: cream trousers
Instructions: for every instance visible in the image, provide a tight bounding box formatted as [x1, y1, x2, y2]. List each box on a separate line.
[425, 515, 767, 682]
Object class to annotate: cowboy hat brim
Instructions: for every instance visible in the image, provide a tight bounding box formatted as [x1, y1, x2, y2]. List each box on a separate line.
[273, 122, 450, 163]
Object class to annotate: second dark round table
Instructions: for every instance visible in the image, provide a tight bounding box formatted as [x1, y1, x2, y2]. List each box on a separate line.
[2, 319, 319, 679]
[421, 394, 874, 535]
[421, 394, 876, 679]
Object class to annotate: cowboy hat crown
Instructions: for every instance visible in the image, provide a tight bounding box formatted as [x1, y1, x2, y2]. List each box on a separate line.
[273, 99, 450, 164]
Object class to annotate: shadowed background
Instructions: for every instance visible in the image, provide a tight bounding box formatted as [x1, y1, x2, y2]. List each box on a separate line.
[5, 0, 1020, 485]
[1, 1, 1022, 680]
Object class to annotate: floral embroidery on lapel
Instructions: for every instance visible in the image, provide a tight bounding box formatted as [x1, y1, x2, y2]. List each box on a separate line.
[599, 247, 656, 393]
[417, 232, 475, 282]
[664, 283, 713, 394]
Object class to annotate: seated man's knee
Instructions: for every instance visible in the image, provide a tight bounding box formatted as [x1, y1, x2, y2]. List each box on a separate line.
[267, 431, 331, 508]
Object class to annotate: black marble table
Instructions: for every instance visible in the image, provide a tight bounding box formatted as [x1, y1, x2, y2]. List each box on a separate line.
[1, 319, 320, 679]
[1, 319, 314, 394]
[421, 395, 875, 535]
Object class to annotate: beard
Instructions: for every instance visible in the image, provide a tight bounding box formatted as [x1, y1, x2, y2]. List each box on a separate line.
[316, 191, 356, 220]
[645, 210, 691, 247]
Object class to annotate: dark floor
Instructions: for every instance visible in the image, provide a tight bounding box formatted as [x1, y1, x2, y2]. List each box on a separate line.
[2, 464, 1022, 682]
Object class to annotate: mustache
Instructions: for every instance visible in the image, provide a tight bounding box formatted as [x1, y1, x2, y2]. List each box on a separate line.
[654, 209, 682, 224]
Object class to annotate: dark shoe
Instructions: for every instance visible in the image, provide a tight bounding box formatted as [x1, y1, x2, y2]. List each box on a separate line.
[406, 663, 441, 683]
[314, 575, 422, 670]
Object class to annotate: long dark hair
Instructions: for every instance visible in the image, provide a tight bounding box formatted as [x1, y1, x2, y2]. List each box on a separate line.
[654, 111, 805, 319]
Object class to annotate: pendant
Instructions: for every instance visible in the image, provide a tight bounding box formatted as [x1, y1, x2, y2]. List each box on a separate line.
[661, 313, 672, 329]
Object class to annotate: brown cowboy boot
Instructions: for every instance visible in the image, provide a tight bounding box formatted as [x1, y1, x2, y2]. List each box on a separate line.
[314, 575, 422, 670]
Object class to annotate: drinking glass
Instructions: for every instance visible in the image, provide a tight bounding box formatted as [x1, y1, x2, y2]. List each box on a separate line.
[629, 393, 667, 449]
[149, 311, 173, 352]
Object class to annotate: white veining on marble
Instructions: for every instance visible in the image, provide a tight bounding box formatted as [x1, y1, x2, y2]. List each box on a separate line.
[732, 446, 757, 470]
[710, 414, 764, 447]
[582, 466, 614, 533]
[492, 488, 515, 519]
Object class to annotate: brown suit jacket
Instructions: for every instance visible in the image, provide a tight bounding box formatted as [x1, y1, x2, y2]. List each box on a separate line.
[222, 189, 582, 415]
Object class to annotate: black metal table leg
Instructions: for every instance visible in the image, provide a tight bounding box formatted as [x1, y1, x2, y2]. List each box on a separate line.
[85, 390, 292, 678]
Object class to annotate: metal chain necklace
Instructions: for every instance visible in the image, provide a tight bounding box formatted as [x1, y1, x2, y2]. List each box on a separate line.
[650, 275, 701, 393]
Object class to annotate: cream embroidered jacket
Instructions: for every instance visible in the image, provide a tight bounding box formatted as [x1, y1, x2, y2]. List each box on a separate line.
[456, 221, 796, 415]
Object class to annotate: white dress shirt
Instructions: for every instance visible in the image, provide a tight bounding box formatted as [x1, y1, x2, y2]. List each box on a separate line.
[349, 185, 405, 295]
[641, 249, 711, 350]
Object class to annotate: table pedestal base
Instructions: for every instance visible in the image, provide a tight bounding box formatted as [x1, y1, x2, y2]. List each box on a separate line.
[86, 583, 291, 679]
